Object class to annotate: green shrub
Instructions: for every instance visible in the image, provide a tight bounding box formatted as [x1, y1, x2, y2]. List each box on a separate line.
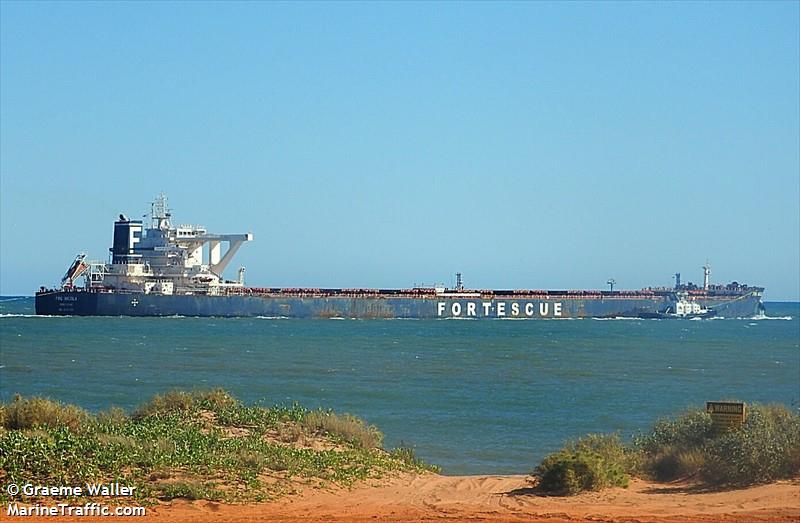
[634, 409, 714, 455]
[302, 410, 383, 450]
[634, 404, 800, 486]
[702, 404, 800, 485]
[535, 434, 630, 495]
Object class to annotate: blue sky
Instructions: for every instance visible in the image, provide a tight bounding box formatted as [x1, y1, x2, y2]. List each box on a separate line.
[1, 2, 798, 299]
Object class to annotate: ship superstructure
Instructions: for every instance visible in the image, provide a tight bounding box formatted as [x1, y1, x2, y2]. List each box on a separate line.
[35, 196, 765, 318]
[83, 194, 252, 296]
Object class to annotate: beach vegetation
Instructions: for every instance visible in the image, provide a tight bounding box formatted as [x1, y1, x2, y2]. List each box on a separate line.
[130, 388, 239, 419]
[534, 434, 630, 495]
[95, 407, 128, 428]
[0, 389, 438, 504]
[2, 395, 89, 431]
[534, 403, 800, 495]
[634, 403, 800, 485]
[159, 481, 225, 501]
[302, 410, 384, 450]
[390, 442, 442, 473]
[700, 404, 800, 485]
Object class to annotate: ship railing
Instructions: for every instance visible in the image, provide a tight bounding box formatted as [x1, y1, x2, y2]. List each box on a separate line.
[224, 287, 447, 298]
[219, 287, 663, 299]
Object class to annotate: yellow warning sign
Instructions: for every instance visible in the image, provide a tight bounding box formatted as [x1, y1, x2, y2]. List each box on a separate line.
[706, 401, 746, 432]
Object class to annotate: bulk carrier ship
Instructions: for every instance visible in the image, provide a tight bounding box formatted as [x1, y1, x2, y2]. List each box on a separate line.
[35, 195, 765, 319]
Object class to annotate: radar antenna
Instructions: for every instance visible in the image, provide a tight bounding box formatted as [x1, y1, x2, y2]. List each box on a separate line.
[151, 192, 172, 230]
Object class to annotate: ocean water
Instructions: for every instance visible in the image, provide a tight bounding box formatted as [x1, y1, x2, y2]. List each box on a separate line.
[1, 297, 797, 475]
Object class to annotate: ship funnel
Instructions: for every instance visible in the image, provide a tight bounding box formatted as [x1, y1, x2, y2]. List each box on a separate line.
[110, 218, 143, 264]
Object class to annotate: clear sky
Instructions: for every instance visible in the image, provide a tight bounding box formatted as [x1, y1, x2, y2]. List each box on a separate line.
[1, 1, 798, 300]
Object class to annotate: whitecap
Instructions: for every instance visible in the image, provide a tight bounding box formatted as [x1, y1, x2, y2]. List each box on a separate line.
[0, 313, 68, 318]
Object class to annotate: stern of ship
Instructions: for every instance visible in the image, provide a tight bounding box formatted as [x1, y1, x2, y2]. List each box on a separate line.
[35, 289, 99, 316]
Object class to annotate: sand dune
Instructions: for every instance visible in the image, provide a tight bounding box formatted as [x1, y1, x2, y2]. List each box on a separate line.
[10, 473, 799, 522]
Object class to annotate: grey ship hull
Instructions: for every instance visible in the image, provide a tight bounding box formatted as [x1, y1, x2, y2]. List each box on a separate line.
[35, 290, 765, 319]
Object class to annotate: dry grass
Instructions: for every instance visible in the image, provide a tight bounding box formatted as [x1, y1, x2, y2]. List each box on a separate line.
[302, 410, 383, 450]
[132, 388, 239, 419]
[2, 395, 89, 431]
[649, 447, 707, 481]
[96, 432, 138, 450]
[235, 449, 267, 471]
[95, 407, 128, 427]
[277, 422, 302, 443]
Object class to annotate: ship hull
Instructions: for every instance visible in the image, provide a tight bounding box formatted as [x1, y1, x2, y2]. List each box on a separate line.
[35, 290, 765, 319]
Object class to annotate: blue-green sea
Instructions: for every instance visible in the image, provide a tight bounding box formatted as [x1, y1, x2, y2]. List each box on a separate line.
[1, 297, 798, 475]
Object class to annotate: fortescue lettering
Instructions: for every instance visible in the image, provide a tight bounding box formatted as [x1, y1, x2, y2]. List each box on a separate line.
[436, 301, 565, 318]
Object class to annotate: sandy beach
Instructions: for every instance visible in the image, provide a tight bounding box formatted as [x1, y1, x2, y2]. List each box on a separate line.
[8, 473, 799, 523]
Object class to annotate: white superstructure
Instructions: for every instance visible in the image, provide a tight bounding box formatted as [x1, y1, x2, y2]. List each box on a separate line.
[670, 293, 714, 318]
[673, 298, 705, 317]
[83, 194, 252, 295]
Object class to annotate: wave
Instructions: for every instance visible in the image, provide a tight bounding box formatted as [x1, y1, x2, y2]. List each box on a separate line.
[0, 313, 66, 318]
[591, 317, 642, 321]
[747, 314, 793, 321]
[0, 296, 31, 302]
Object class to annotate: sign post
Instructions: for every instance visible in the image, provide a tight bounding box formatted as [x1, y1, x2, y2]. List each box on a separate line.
[706, 401, 746, 432]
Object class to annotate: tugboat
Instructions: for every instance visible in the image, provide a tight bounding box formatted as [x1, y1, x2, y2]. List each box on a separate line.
[638, 294, 717, 319]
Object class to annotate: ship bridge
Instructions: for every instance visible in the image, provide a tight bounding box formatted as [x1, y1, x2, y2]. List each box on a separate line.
[99, 194, 253, 294]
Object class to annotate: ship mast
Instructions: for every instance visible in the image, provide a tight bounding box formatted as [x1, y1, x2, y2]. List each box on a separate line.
[151, 192, 172, 231]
